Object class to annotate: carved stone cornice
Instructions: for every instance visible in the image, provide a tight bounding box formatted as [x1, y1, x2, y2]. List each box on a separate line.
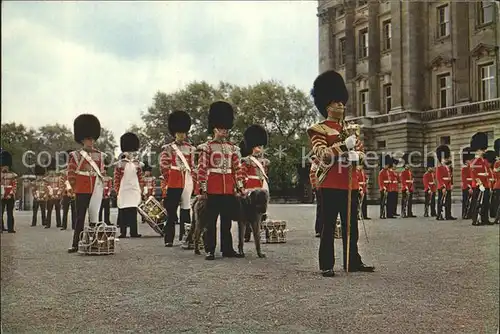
[353, 14, 369, 26]
[429, 55, 455, 70]
[317, 10, 329, 25]
[470, 43, 498, 59]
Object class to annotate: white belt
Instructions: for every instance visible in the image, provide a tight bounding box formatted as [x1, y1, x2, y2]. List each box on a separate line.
[392, 181, 398, 183]
[442, 177, 450, 180]
[170, 166, 185, 171]
[429, 182, 434, 184]
[405, 180, 413, 183]
[76, 171, 98, 176]
[477, 173, 488, 176]
[208, 168, 232, 174]
[247, 175, 262, 180]
[359, 182, 366, 185]
[466, 178, 472, 180]
[384, 181, 390, 183]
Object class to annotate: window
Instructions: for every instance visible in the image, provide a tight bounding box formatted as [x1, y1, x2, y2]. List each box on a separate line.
[478, 1, 494, 25]
[382, 20, 392, 51]
[383, 84, 392, 112]
[437, 5, 450, 38]
[358, 29, 368, 59]
[440, 136, 451, 145]
[338, 38, 346, 66]
[359, 90, 369, 116]
[377, 140, 386, 149]
[438, 73, 452, 108]
[357, 0, 368, 7]
[479, 63, 497, 100]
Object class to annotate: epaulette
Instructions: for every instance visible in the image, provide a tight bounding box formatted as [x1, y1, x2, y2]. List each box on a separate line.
[307, 120, 340, 136]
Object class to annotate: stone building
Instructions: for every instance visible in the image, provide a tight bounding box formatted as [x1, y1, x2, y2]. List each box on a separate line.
[317, 0, 500, 202]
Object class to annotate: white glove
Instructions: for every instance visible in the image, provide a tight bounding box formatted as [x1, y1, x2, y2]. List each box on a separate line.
[344, 135, 357, 150]
[347, 151, 359, 162]
[479, 185, 485, 192]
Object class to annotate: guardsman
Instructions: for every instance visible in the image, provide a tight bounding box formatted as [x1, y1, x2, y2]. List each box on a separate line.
[469, 132, 491, 225]
[240, 125, 270, 242]
[1, 150, 17, 233]
[308, 70, 374, 277]
[435, 145, 455, 221]
[423, 156, 437, 217]
[461, 147, 474, 219]
[378, 155, 392, 219]
[31, 164, 48, 227]
[160, 110, 196, 247]
[59, 150, 76, 230]
[67, 114, 106, 253]
[492, 139, 500, 224]
[400, 154, 416, 218]
[388, 158, 399, 218]
[114, 132, 144, 238]
[356, 163, 370, 220]
[484, 149, 496, 223]
[44, 157, 62, 228]
[197, 101, 246, 260]
[309, 155, 322, 237]
[98, 167, 113, 224]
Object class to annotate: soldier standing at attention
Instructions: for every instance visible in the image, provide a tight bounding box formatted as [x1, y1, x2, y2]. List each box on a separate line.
[60, 150, 76, 230]
[435, 145, 456, 221]
[460, 147, 474, 219]
[309, 155, 322, 237]
[378, 155, 392, 219]
[484, 149, 497, 224]
[31, 164, 48, 227]
[400, 154, 416, 218]
[423, 156, 437, 217]
[1, 150, 17, 233]
[44, 158, 62, 228]
[492, 139, 500, 224]
[469, 132, 491, 225]
[308, 70, 374, 277]
[388, 158, 400, 217]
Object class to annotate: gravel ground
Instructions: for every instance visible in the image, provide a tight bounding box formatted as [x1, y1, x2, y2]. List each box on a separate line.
[1, 204, 499, 334]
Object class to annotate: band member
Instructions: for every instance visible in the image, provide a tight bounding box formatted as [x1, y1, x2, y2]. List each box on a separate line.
[59, 150, 76, 230]
[240, 125, 270, 242]
[378, 155, 392, 219]
[492, 139, 500, 223]
[484, 149, 497, 222]
[356, 163, 370, 220]
[115, 132, 143, 238]
[400, 154, 416, 218]
[470, 132, 491, 225]
[141, 161, 156, 224]
[461, 147, 474, 219]
[197, 101, 246, 260]
[308, 70, 374, 277]
[98, 167, 113, 224]
[423, 156, 437, 217]
[310, 155, 322, 237]
[160, 110, 195, 247]
[67, 114, 106, 253]
[436, 145, 456, 221]
[31, 164, 48, 227]
[1, 150, 17, 233]
[44, 158, 62, 228]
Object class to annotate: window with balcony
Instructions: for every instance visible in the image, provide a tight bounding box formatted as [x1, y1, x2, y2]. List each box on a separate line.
[358, 29, 368, 59]
[359, 90, 369, 116]
[383, 84, 392, 112]
[382, 20, 392, 51]
[438, 73, 452, 108]
[338, 37, 346, 66]
[437, 4, 450, 38]
[477, 1, 494, 26]
[479, 63, 497, 100]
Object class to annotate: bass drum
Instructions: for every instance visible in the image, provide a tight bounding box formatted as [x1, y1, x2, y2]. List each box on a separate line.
[137, 196, 167, 236]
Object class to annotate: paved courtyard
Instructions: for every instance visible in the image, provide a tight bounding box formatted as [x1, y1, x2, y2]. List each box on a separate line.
[1, 204, 499, 333]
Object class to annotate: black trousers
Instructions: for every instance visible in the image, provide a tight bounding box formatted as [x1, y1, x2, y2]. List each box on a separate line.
[379, 191, 387, 218]
[424, 191, 436, 216]
[462, 189, 471, 219]
[32, 200, 47, 226]
[118, 207, 139, 236]
[72, 194, 91, 248]
[490, 188, 499, 218]
[318, 188, 362, 271]
[361, 193, 368, 218]
[471, 188, 490, 223]
[393, 192, 399, 215]
[46, 198, 62, 228]
[315, 190, 322, 233]
[1, 198, 15, 232]
[163, 188, 190, 243]
[204, 194, 238, 254]
[61, 196, 76, 229]
[98, 198, 111, 223]
[437, 189, 452, 218]
[387, 192, 397, 218]
[401, 191, 414, 216]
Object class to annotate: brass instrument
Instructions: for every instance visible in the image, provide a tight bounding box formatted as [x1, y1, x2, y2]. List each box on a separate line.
[137, 196, 167, 236]
[78, 223, 117, 255]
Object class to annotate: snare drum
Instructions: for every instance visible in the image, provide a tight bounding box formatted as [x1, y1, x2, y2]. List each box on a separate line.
[260, 219, 287, 243]
[137, 196, 167, 236]
[78, 223, 117, 255]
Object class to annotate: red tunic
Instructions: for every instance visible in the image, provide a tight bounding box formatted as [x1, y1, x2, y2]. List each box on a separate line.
[1, 171, 17, 199]
[388, 169, 398, 192]
[436, 165, 452, 190]
[423, 171, 436, 192]
[58, 169, 74, 197]
[307, 120, 359, 190]
[197, 140, 245, 195]
[357, 169, 367, 192]
[67, 148, 105, 194]
[400, 169, 414, 192]
[113, 159, 144, 195]
[470, 157, 489, 188]
[378, 168, 390, 191]
[309, 156, 320, 190]
[32, 176, 49, 201]
[143, 176, 156, 197]
[44, 172, 62, 199]
[241, 156, 269, 189]
[102, 176, 113, 198]
[461, 166, 473, 190]
[160, 141, 196, 189]
[494, 160, 500, 189]
[487, 167, 495, 189]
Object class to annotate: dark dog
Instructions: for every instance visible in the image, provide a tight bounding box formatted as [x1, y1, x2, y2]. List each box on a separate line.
[192, 189, 269, 258]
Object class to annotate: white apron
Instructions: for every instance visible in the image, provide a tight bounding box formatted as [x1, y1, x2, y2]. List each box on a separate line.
[117, 161, 141, 209]
[172, 143, 193, 210]
[79, 150, 104, 224]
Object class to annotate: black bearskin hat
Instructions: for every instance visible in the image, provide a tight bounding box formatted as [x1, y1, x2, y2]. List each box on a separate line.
[379, 154, 393, 167]
[0, 150, 12, 168]
[470, 132, 488, 151]
[461, 147, 474, 164]
[208, 101, 234, 132]
[142, 160, 152, 172]
[436, 145, 451, 161]
[494, 138, 500, 156]
[484, 150, 496, 165]
[47, 157, 57, 171]
[74, 114, 100, 144]
[168, 110, 192, 136]
[311, 70, 348, 118]
[120, 132, 140, 152]
[34, 164, 46, 176]
[425, 155, 436, 168]
[243, 125, 268, 150]
[239, 140, 251, 158]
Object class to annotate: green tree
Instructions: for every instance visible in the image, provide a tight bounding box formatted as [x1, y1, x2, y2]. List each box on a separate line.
[1, 122, 38, 174]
